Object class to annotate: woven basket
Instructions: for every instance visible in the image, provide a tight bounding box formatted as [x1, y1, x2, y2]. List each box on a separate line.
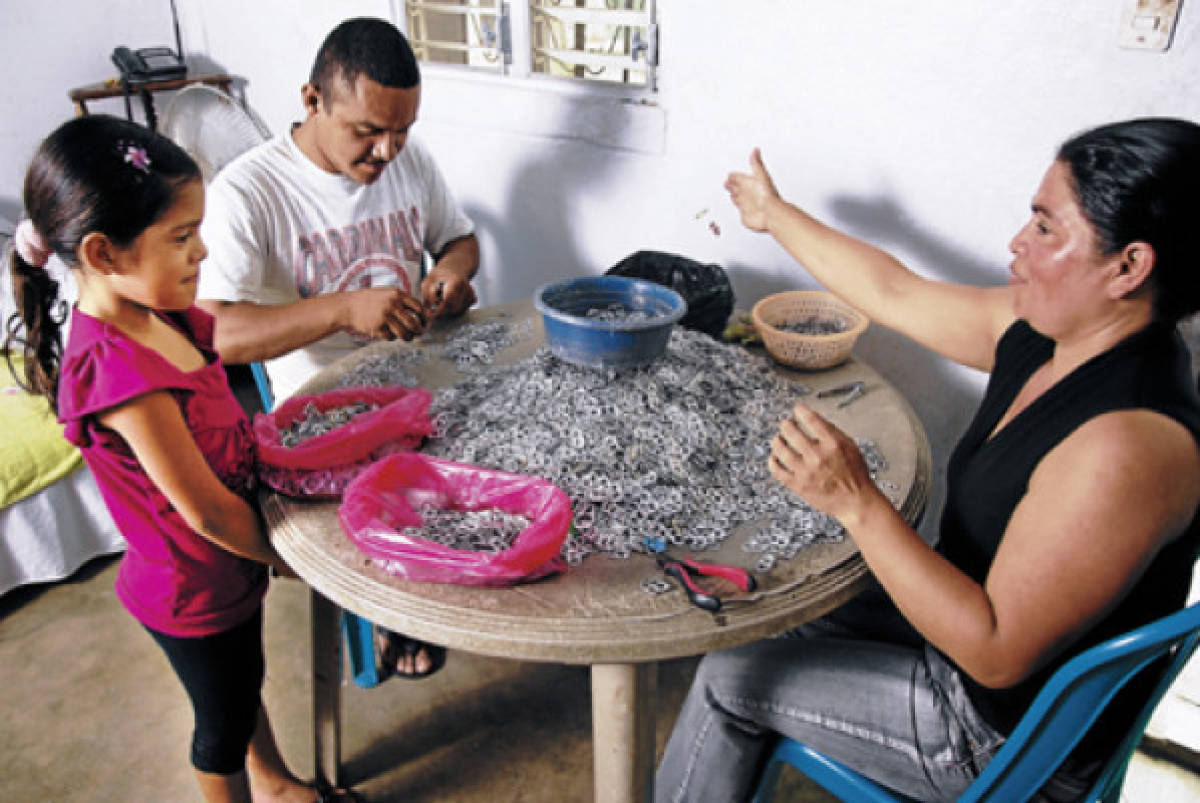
[751, 291, 869, 370]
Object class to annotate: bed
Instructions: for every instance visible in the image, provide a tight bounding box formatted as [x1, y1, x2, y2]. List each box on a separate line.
[1, 231, 124, 597]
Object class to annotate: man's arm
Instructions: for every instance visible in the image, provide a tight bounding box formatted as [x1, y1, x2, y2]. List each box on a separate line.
[197, 288, 430, 364]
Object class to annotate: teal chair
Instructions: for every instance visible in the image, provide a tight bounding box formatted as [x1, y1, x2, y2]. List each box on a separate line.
[250, 361, 386, 689]
[753, 601, 1200, 803]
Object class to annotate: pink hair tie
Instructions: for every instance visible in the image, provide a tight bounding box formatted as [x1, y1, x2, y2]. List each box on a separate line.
[14, 219, 51, 268]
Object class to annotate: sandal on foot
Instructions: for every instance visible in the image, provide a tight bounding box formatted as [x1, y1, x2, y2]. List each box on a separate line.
[376, 628, 447, 679]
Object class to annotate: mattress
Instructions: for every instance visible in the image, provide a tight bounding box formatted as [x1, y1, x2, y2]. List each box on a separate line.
[0, 466, 124, 596]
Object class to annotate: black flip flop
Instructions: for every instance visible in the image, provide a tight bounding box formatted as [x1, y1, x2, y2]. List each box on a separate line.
[396, 634, 446, 679]
[376, 627, 446, 680]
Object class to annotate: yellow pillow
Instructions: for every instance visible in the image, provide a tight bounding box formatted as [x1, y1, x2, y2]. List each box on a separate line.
[1, 355, 83, 508]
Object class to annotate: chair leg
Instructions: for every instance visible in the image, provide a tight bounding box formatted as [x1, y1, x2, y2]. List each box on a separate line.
[751, 755, 785, 803]
[341, 612, 384, 688]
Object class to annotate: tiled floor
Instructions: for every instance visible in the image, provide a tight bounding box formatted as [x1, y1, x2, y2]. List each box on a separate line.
[2, 554, 1197, 802]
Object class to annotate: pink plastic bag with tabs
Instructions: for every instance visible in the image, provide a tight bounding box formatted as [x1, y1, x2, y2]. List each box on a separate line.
[253, 386, 433, 499]
[338, 453, 573, 586]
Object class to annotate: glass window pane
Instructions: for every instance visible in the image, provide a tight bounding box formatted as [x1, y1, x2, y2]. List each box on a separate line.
[529, 0, 651, 87]
[408, 0, 504, 72]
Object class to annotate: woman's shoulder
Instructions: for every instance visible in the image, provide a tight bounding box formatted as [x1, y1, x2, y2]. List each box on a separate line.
[1052, 408, 1200, 531]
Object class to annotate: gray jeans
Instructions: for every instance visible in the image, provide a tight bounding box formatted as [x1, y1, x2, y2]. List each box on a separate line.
[655, 584, 1006, 802]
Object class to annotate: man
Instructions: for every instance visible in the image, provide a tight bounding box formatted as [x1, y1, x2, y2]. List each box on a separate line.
[198, 16, 478, 402]
[199, 17, 477, 677]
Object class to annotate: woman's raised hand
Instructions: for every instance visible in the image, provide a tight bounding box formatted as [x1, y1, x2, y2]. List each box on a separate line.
[725, 148, 782, 233]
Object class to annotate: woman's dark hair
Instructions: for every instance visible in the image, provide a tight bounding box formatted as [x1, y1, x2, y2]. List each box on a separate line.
[309, 17, 420, 106]
[1058, 117, 1200, 323]
[3, 114, 200, 411]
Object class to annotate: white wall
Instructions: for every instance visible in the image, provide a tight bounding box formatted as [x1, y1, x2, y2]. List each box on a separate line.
[0, 0, 180, 222]
[2, 1, 1198, 530]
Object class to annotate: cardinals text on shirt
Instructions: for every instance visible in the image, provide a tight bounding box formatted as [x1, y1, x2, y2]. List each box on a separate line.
[295, 207, 423, 297]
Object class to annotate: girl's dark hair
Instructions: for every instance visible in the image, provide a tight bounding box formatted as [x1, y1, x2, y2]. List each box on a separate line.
[1058, 117, 1200, 323]
[309, 17, 420, 106]
[4, 114, 200, 411]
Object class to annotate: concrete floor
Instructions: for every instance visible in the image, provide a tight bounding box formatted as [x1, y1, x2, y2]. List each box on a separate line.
[0, 554, 838, 802]
[4, 550, 1198, 802]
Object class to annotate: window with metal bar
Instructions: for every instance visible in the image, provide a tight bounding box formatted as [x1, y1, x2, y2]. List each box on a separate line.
[530, 0, 654, 87]
[403, 0, 658, 90]
[406, 0, 506, 73]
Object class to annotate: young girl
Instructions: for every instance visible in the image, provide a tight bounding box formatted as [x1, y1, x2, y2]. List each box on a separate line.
[5, 115, 360, 803]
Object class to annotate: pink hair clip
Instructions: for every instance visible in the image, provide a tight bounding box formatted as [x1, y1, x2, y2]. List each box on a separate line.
[120, 141, 152, 173]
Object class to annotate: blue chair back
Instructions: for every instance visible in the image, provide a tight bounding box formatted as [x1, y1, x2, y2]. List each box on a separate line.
[753, 601, 1200, 803]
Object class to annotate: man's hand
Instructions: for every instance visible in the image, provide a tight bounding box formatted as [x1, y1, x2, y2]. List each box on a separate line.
[341, 287, 429, 341]
[421, 266, 477, 320]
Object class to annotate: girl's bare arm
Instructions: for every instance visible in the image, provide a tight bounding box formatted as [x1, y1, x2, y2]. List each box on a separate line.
[99, 392, 294, 576]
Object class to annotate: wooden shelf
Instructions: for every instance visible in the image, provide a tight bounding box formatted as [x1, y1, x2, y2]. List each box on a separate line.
[68, 73, 233, 129]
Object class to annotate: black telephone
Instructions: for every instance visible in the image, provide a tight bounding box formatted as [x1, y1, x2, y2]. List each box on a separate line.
[111, 46, 187, 84]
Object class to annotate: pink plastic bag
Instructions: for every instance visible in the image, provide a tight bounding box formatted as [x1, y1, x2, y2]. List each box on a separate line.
[338, 453, 573, 586]
[254, 386, 433, 498]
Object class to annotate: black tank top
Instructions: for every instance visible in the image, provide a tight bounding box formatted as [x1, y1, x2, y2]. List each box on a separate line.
[939, 319, 1200, 740]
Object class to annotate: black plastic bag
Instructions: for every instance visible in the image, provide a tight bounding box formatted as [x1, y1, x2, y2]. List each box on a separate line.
[605, 250, 735, 339]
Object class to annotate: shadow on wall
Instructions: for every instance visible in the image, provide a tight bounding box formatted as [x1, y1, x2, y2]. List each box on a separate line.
[463, 98, 636, 306]
[829, 192, 1002, 286]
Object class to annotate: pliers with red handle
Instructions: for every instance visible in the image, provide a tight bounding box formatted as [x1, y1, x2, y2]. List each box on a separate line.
[644, 536, 757, 612]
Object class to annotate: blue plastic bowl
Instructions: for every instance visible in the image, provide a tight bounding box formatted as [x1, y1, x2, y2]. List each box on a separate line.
[534, 276, 688, 370]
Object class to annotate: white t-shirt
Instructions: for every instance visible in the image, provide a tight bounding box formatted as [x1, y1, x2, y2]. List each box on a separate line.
[198, 130, 474, 401]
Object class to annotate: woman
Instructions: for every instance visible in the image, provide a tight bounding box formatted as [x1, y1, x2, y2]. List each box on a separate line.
[656, 118, 1200, 802]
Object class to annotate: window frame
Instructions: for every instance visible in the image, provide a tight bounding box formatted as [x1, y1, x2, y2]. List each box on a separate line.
[399, 0, 659, 93]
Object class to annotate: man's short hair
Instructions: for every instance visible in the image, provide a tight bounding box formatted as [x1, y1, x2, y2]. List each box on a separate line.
[309, 17, 420, 104]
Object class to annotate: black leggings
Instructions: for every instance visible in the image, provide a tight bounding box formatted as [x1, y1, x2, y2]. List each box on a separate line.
[145, 609, 265, 775]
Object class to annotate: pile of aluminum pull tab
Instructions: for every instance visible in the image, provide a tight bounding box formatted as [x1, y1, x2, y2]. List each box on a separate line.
[278, 401, 379, 448]
[400, 507, 532, 553]
[337, 321, 889, 567]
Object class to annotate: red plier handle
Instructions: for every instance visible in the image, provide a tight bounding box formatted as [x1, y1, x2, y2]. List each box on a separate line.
[677, 555, 757, 592]
[657, 557, 722, 612]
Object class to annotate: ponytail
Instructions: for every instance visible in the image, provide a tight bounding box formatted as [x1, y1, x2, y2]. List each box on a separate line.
[4, 247, 66, 411]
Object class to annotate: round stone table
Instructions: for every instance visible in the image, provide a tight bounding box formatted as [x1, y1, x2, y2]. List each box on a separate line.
[263, 300, 931, 803]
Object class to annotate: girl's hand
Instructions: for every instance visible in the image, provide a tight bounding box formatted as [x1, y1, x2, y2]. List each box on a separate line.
[768, 403, 877, 524]
[724, 148, 782, 233]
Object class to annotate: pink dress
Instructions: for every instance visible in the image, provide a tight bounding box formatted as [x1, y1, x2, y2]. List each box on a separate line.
[58, 306, 267, 637]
